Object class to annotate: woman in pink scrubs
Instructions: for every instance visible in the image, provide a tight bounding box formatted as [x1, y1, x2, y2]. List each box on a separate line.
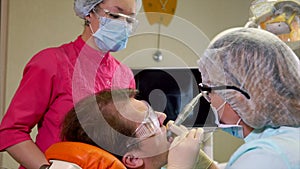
[0, 0, 141, 168]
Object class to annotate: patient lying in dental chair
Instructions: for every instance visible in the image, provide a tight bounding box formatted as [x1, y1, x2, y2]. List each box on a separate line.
[45, 89, 209, 169]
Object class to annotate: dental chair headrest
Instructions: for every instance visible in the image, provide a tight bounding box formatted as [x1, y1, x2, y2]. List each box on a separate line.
[45, 142, 126, 169]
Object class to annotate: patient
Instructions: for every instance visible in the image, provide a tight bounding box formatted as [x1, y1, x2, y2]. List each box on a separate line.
[54, 89, 209, 169]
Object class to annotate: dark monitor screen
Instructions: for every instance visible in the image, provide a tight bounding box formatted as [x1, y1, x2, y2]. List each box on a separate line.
[132, 68, 211, 127]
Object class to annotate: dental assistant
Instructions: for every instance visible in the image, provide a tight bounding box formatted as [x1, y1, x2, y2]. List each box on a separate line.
[197, 28, 300, 169]
[0, 0, 141, 168]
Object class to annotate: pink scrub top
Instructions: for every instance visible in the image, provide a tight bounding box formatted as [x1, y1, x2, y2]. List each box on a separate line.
[0, 36, 136, 154]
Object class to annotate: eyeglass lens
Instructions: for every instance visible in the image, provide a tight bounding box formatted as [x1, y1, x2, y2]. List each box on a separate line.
[132, 101, 160, 139]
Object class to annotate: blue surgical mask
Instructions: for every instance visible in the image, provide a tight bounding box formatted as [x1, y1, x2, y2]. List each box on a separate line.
[92, 17, 131, 52]
[218, 120, 244, 139]
[211, 103, 244, 139]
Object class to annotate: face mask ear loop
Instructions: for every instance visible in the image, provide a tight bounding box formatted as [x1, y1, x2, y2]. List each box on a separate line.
[236, 118, 242, 125]
[88, 9, 102, 35]
[211, 102, 225, 126]
[216, 102, 226, 112]
[215, 101, 226, 125]
[89, 24, 95, 34]
[210, 104, 220, 126]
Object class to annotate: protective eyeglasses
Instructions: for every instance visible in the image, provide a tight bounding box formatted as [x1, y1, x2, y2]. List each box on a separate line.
[132, 101, 161, 138]
[103, 9, 138, 25]
[126, 101, 161, 148]
[199, 83, 250, 102]
[92, 6, 138, 27]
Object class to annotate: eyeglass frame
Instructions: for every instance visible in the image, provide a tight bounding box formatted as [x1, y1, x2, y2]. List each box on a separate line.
[92, 4, 138, 26]
[126, 101, 162, 148]
[199, 83, 250, 101]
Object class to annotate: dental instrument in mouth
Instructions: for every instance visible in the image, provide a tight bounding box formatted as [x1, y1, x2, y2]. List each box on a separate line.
[167, 92, 205, 140]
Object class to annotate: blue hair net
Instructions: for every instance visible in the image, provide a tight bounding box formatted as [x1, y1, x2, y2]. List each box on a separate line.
[74, 0, 142, 19]
[198, 28, 300, 129]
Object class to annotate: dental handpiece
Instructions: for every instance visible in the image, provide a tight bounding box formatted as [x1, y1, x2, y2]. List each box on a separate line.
[167, 92, 203, 140]
[174, 93, 203, 126]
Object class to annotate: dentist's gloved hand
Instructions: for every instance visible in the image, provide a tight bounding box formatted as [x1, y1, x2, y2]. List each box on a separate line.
[167, 121, 204, 169]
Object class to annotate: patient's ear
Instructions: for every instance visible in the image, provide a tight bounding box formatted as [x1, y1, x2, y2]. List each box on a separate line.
[122, 152, 144, 168]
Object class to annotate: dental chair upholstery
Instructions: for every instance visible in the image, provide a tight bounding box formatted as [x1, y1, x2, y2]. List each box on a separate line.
[45, 142, 126, 169]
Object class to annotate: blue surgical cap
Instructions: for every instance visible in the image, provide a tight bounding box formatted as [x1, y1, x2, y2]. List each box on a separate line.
[74, 0, 142, 19]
